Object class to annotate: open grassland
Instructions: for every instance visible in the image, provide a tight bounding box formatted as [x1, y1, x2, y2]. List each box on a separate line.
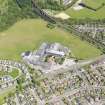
[65, 0, 105, 19]
[0, 19, 101, 60]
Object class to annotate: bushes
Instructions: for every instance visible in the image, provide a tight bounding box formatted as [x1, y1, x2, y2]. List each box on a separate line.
[47, 22, 55, 29]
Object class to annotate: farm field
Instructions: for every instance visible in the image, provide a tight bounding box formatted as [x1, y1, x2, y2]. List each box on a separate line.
[0, 19, 101, 60]
[65, 0, 105, 19]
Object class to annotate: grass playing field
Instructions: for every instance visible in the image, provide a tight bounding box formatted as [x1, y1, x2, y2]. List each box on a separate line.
[0, 19, 101, 60]
[65, 0, 105, 19]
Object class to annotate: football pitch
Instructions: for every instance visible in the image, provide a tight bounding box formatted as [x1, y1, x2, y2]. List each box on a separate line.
[0, 19, 101, 60]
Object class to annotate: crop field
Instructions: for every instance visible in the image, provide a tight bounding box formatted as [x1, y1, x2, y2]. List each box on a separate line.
[0, 19, 101, 60]
[65, 0, 105, 19]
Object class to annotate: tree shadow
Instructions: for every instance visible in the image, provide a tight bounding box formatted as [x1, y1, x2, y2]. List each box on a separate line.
[79, 2, 105, 11]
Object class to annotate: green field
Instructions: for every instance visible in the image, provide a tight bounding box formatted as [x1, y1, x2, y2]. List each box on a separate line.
[0, 19, 101, 60]
[65, 0, 105, 19]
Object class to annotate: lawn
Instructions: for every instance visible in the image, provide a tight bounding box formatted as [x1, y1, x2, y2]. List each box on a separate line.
[65, 0, 105, 19]
[9, 69, 19, 78]
[0, 19, 101, 60]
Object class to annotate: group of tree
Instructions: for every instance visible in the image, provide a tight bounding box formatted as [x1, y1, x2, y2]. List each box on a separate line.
[0, 0, 38, 32]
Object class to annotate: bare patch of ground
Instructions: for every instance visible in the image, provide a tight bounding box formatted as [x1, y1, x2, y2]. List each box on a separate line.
[54, 12, 70, 20]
